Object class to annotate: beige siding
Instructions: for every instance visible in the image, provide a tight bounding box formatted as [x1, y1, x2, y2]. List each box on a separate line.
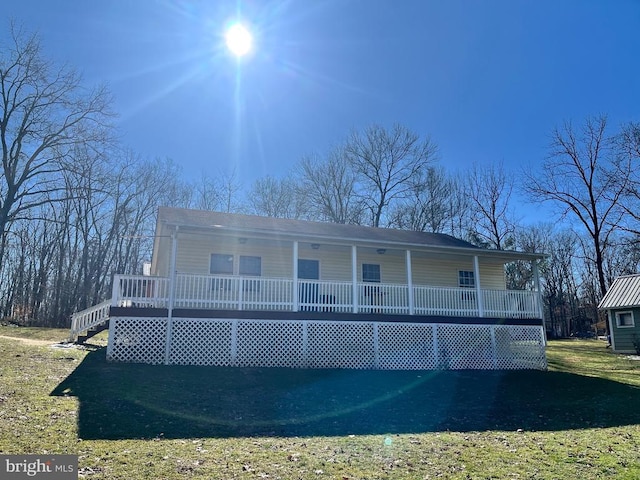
[153, 232, 173, 277]
[171, 234, 508, 289]
[412, 258, 506, 290]
[176, 234, 292, 277]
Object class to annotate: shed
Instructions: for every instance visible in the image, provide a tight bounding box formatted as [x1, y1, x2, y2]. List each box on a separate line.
[599, 274, 640, 353]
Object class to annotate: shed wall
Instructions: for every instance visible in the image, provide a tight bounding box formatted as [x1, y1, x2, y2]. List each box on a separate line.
[610, 307, 640, 353]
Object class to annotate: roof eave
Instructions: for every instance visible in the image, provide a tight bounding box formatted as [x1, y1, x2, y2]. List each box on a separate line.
[160, 219, 546, 262]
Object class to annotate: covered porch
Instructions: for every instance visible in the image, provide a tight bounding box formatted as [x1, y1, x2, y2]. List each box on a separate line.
[111, 272, 542, 319]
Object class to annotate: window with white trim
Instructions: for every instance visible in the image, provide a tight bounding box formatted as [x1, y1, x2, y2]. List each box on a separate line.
[210, 253, 234, 291]
[458, 270, 475, 288]
[615, 311, 635, 328]
[362, 264, 381, 283]
[239, 256, 261, 276]
[210, 253, 234, 275]
[240, 255, 262, 291]
[458, 270, 476, 301]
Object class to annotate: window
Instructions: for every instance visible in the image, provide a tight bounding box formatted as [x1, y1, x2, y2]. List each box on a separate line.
[210, 254, 234, 275]
[615, 311, 635, 328]
[362, 264, 382, 310]
[458, 270, 475, 288]
[362, 264, 381, 283]
[459, 270, 476, 302]
[240, 255, 261, 291]
[210, 254, 234, 291]
[239, 256, 261, 276]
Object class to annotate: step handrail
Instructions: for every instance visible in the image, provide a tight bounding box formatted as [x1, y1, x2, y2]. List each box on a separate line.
[69, 300, 112, 342]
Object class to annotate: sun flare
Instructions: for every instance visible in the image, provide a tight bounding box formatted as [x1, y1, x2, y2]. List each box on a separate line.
[225, 23, 253, 57]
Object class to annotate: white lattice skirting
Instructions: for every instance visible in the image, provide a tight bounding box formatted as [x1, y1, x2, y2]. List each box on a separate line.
[106, 316, 547, 370]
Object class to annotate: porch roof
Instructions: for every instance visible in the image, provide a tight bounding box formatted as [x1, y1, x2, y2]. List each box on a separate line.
[157, 207, 545, 262]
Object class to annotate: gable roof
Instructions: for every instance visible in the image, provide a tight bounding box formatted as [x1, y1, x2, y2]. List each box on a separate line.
[599, 274, 640, 309]
[156, 207, 545, 261]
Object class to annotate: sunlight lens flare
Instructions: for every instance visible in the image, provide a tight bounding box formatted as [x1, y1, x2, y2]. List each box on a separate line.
[225, 23, 253, 57]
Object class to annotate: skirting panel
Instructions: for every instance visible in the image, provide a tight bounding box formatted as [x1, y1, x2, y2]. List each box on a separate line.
[106, 317, 547, 370]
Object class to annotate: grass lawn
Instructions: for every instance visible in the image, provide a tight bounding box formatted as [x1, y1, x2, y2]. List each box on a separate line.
[1, 327, 640, 479]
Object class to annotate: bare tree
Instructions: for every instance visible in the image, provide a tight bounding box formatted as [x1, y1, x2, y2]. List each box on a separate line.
[523, 116, 629, 299]
[343, 124, 438, 227]
[446, 174, 474, 240]
[616, 122, 640, 235]
[297, 150, 363, 224]
[0, 26, 113, 268]
[505, 223, 550, 291]
[248, 175, 305, 219]
[389, 166, 454, 232]
[467, 161, 516, 249]
[544, 229, 580, 337]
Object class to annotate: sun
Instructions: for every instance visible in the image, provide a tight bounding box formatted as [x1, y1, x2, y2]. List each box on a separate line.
[225, 23, 253, 57]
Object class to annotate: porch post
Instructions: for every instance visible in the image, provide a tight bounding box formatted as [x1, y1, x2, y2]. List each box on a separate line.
[292, 241, 299, 312]
[111, 274, 120, 307]
[165, 227, 179, 365]
[473, 255, 484, 317]
[532, 260, 543, 317]
[406, 250, 414, 315]
[352, 245, 358, 313]
[532, 260, 547, 345]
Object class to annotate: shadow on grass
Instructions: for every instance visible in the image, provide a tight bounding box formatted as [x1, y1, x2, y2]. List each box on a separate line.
[51, 347, 640, 440]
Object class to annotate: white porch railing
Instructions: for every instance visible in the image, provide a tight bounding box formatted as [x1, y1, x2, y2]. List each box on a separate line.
[111, 274, 542, 319]
[69, 299, 112, 341]
[112, 275, 170, 308]
[414, 285, 479, 316]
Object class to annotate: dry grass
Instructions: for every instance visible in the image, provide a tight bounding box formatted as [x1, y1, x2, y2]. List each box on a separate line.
[1, 330, 640, 479]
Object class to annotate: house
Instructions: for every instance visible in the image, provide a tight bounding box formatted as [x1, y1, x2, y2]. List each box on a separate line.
[70, 207, 548, 370]
[598, 274, 640, 353]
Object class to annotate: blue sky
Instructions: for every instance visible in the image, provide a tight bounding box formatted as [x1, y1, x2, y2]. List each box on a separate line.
[3, 0, 640, 221]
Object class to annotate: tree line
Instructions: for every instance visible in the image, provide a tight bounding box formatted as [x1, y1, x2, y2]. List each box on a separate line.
[2, 27, 640, 335]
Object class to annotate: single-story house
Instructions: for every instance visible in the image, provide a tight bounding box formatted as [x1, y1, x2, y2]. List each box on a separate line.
[599, 274, 640, 353]
[70, 206, 548, 370]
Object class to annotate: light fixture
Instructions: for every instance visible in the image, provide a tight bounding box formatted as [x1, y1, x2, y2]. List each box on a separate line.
[238, 237, 247, 244]
[377, 248, 386, 255]
[311, 243, 320, 250]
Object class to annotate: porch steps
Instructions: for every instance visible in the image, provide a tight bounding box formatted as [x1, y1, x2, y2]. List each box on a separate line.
[75, 321, 109, 343]
[69, 300, 111, 343]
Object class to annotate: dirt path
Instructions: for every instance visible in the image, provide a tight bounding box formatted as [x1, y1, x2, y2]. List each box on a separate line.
[0, 335, 63, 346]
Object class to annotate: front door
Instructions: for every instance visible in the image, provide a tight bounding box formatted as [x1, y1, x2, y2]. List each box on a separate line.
[298, 259, 319, 311]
